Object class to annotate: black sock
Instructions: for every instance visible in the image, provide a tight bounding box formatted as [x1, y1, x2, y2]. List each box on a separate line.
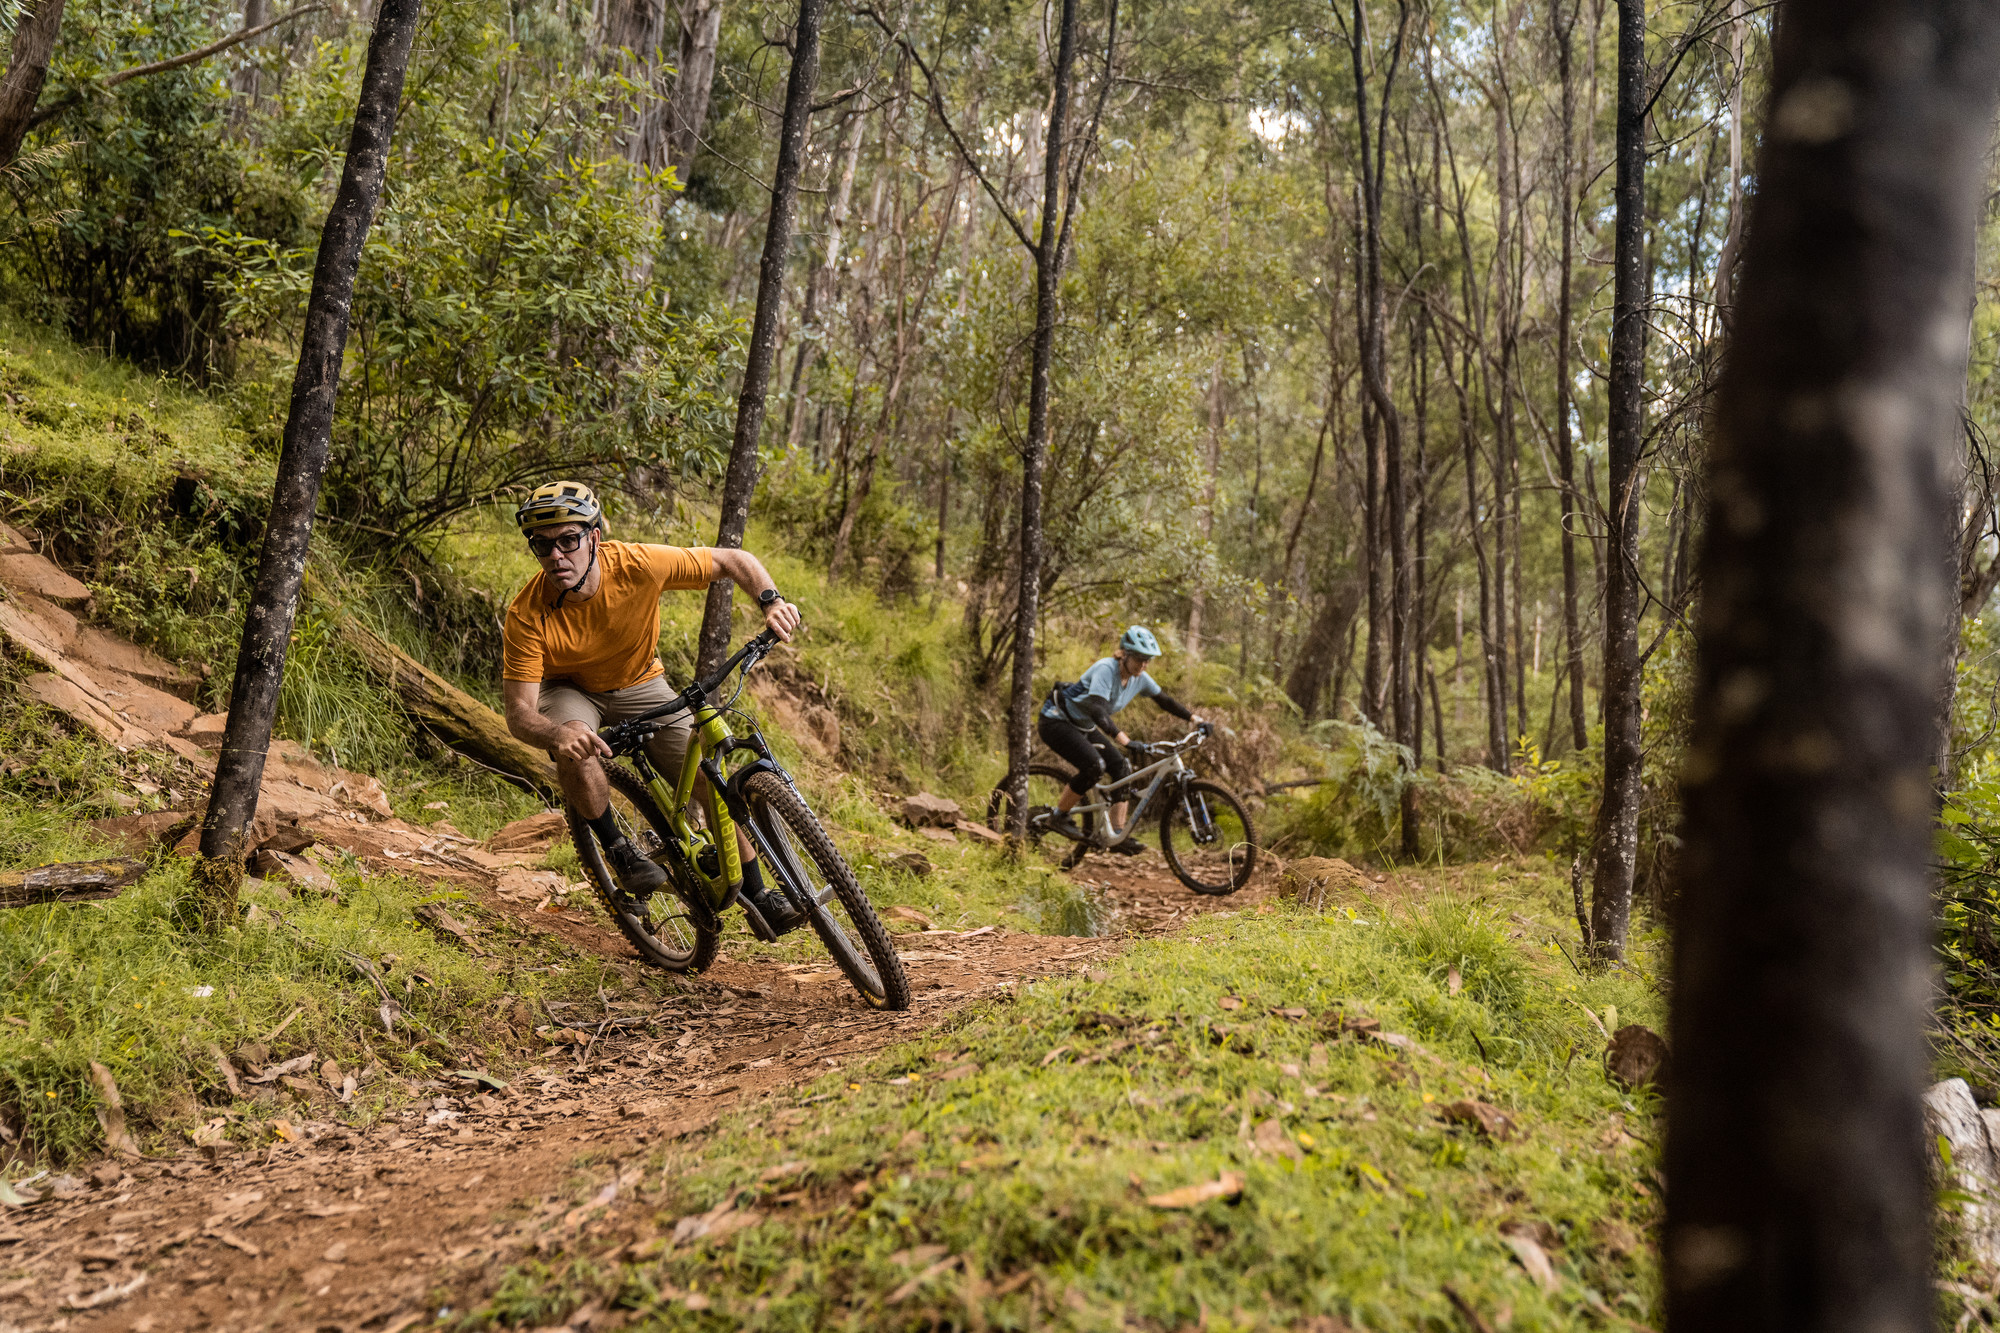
[742, 858, 766, 897]
[586, 807, 622, 848]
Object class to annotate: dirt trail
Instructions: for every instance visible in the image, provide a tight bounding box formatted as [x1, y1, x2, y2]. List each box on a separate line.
[0, 852, 1280, 1333]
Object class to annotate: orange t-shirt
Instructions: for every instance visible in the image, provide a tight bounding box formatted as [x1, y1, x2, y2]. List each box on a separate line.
[501, 541, 715, 693]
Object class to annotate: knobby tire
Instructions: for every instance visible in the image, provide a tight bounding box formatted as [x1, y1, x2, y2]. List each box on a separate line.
[985, 764, 1078, 845]
[1159, 778, 1258, 895]
[742, 770, 910, 1011]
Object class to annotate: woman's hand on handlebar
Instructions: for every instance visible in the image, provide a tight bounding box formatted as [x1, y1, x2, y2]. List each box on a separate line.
[764, 598, 802, 643]
[553, 719, 613, 765]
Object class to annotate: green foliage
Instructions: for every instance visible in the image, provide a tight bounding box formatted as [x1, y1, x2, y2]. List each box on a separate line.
[6, 0, 255, 368]
[1265, 716, 1419, 857]
[1016, 869, 1113, 938]
[756, 458, 935, 598]
[195, 10, 739, 541]
[1939, 777, 2000, 1015]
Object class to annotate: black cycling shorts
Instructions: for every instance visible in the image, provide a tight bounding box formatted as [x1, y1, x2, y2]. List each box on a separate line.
[1038, 713, 1130, 796]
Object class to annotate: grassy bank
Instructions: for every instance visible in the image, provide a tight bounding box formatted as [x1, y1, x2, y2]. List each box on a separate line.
[473, 865, 1664, 1332]
[0, 845, 631, 1165]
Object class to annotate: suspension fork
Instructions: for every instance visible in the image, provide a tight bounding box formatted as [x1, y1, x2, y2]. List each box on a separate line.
[1173, 766, 1218, 842]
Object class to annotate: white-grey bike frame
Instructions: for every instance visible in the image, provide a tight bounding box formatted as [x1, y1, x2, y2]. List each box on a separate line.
[1066, 741, 1198, 846]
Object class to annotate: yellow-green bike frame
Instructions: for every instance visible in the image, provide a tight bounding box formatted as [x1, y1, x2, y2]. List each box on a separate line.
[595, 629, 790, 917]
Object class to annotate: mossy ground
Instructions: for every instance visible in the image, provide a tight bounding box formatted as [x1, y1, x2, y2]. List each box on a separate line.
[468, 866, 1665, 1332]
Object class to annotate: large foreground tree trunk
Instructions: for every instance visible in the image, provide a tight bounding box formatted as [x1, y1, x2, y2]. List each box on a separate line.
[1664, 3, 2000, 1328]
[694, 0, 825, 677]
[189, 0, 422, 931]
[1589, 0, 1646, 961]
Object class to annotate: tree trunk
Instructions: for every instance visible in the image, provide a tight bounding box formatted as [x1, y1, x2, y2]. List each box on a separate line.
[1665, 3, 2000, 1326]
[666, 0, 723, 176]
[694, 0, 825, 677]
[1588, 0, 1645, 962]
[785, 111, 867, 450]
[191, 0, 423, 931]
[1004, 0, 1082, 839]
[1346, 0, 1414, 855]
[1554, 0, 1589, 753]
[330, 612, 559, 799]
[230, 0, 269, 105]
[0, 0, 65, 170]
[1188, 352, 1225, 655]
[1285, 579, 1362, 719]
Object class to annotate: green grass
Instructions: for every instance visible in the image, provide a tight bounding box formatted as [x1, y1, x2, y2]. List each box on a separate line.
[0, 836, 629, 1166]
[466, 869, 1664, 1332]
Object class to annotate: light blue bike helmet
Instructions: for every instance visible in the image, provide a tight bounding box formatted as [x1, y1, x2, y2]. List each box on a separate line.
[1120, 625, 1162, 658]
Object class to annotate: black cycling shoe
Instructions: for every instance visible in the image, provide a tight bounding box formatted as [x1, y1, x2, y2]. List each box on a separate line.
[604, 837, 667, 900]
[1109, 837, 1147, 856]
[1042, 810, 1083, 841]
[744, 883, 806, 935]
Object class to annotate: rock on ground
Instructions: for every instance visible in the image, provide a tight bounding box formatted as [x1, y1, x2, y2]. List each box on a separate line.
[900, 792, 962, 828]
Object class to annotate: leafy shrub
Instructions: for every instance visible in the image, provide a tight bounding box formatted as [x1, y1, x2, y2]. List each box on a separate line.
[199, 34, 739, 543]
[1017, 871, 1113, 938]
[1263, 716, 1419, 858]
[5, 0, 259, 372]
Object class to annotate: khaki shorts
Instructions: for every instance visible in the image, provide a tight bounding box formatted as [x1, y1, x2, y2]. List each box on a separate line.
[538, 675, 694, 778]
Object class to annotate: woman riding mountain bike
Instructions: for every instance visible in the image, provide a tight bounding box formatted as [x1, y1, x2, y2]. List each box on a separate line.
[1035, 626, 1206, 852]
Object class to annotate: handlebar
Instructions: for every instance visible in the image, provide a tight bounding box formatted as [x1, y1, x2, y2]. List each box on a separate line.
[1127, 723, 1213, 758]
[599, 628, 782, 746]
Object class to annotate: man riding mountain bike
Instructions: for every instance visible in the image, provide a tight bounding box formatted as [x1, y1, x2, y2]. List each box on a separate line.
[499, 480, 805, 933]
[1036, 625, 1205, 851]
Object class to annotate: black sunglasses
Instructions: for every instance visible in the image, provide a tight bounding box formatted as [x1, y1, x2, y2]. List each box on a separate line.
[527, 531, 589, 558]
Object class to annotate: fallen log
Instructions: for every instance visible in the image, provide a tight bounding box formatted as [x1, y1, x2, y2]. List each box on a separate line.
[1, 858, 146, 908]
[328, 613, 558, 800]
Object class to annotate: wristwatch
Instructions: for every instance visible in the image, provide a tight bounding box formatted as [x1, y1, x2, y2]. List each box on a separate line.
[758, 588, 784, 608]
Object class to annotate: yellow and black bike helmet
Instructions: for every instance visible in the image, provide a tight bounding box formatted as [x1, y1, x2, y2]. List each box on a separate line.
[514, 480, 604, 534]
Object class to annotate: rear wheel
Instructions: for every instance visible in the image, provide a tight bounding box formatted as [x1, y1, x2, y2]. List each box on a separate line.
[742, 770, 910, 1011]
[986, 764, 1083, 848]
[1159, 778, 1257, 895]
[567, 763, 720, 972]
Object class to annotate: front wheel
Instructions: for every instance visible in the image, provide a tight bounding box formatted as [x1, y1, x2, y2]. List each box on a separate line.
[1159, 778, 1257, 895]
[567, 763, 721, 972]
[741, 770, 910, 1011]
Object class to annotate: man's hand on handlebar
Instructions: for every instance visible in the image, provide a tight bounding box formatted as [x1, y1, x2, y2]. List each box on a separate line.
[553, 719, 613, 766]
[764, 598, 802, 643]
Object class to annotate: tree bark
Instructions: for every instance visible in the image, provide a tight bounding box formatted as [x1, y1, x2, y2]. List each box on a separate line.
[1004, 0, 1082, 839]
[1284, 579, 1362, 719]
[1347, 0, 1414, 855]
[695, 0, 825, 676]
[0, 0, 65, 169]
[667, 0, 724, 175]
[191, 0, 423, 930]
[785, 111, 867, 450]
[332, 614, 559, 799]
[1554, 0, 1589, 754]
[1588, 0, 1646, 961]
[1665, 2, 2000, 1326]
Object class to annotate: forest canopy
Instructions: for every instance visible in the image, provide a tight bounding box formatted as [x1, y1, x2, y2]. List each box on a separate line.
[15, 0, 2000, 955]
